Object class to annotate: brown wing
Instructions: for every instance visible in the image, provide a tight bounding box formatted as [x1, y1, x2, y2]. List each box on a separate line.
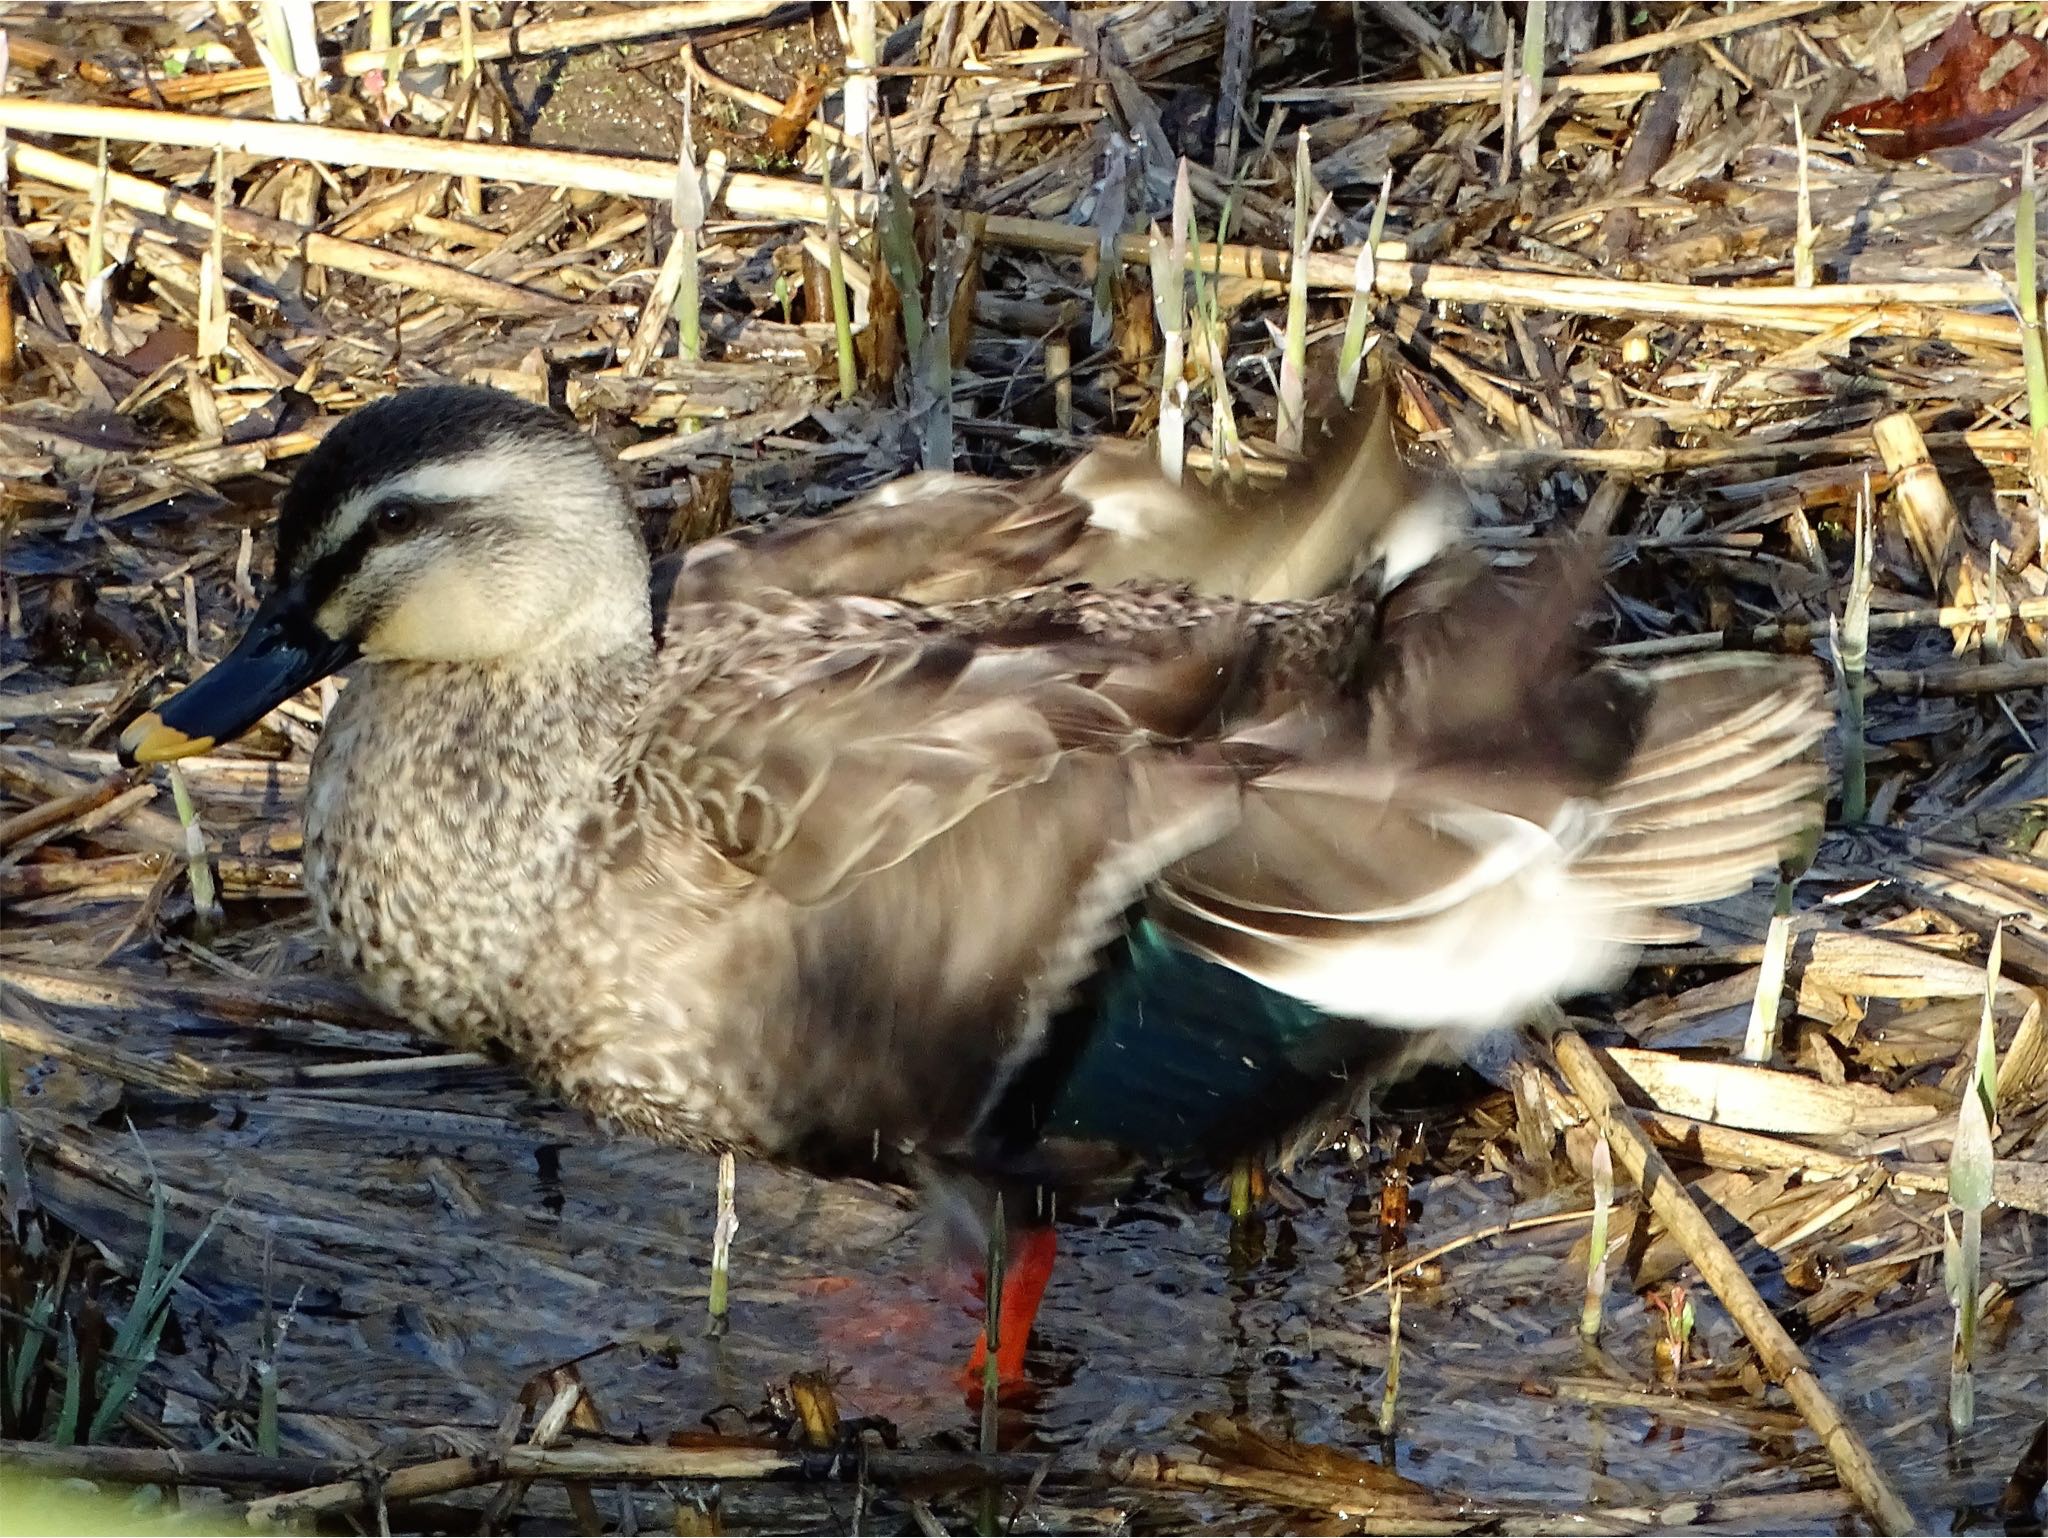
[651, 379, 1448, 634]
[655, 468, 1094, 619]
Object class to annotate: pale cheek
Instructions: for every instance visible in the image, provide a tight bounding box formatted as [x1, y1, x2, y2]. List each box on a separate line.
[363, 569, 522, 661]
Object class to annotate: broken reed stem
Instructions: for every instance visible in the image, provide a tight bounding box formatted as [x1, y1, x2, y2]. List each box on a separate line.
[707, 1148, 736, 1337]
[1792, 108, 1815, 288]
[674, 88, 706, 364]
[1089, 135, 1129, 351]
[1278, 130, 1314, 450]
[1378, 1280, 1401, 1437]
[1151, 158, 1192, 483]
[197, 145, 227, 361]
[1741, 877, 1795, 1063]
[1550, 1030, 1915, 1536]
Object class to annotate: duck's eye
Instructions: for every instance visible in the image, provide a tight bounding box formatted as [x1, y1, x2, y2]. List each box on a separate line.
[373, 497, 424, 536]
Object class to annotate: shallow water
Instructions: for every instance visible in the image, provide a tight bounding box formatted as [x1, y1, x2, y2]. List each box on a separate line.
[11, 971, 2042, 1533]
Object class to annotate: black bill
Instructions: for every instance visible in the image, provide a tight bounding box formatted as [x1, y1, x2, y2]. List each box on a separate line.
[118, 587, 357, 765]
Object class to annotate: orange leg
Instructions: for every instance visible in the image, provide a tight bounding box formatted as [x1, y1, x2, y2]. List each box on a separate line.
[959, 1226, 1058, 1390]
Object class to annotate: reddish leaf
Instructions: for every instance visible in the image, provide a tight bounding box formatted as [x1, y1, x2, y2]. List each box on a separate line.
[1826, 11, 2048, 158]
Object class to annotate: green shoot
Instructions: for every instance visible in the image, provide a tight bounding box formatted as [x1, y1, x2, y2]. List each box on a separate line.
[1517, 0, 1547, 174]
[1946, 925, 2002, 1431]
[166, 765, 219, 935]
[1151, 159, 1192, 483]
[877, 162, 925, 364]
[90, 1142, 226, 1441]
[1580, 1132, 1612, 1340]
[1336, 171, 1391, 407]
[1833, 481, 1873, 824]
[821, 142, 858, 401]
[1278, 130, 1332, 452]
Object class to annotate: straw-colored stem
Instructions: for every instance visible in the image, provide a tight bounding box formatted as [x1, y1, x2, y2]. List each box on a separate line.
[1948, 928, 2002, 1430]
[845, 0, 877, 189]
[1378, 1282, 1402, 1437]
[0, 100, 2021, 342]
[1579, 1132, 1612, 1340]
[707, 1148, 736, 1337]
[1792, 108, 1815, 288]
[1152, 160, 1192, 482]
[2017, 147, 2048, 522]
[1278, 131, 1330, 451]
[673, 105, 707, 365]
[1835, 488, 1873, 824]
[1741, 878, 1796, 1063]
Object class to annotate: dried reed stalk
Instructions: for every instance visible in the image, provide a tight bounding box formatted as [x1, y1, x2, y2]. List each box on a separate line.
[0, 103, 2018, 347]
[1550, 1030, 1915, 1536]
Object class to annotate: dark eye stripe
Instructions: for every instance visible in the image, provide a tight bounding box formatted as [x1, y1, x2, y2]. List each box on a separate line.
[295, 522, 379, 609]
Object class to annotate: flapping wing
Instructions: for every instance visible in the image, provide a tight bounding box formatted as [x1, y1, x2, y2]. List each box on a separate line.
[1155, 552, 1830, 1037]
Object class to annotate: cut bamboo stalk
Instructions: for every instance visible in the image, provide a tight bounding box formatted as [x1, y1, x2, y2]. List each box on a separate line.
[1550, 1029, 1916, 1537]
[5, 141, 566, 315]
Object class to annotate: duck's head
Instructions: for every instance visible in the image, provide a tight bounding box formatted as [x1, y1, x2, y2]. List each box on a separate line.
[119, 385, 651, 765]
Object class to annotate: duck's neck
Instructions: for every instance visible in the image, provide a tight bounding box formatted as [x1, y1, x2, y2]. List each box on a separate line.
[303, 636, 653, 1046]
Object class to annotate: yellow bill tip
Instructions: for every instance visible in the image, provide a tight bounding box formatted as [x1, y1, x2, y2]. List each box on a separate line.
[118, 712, 214, 765]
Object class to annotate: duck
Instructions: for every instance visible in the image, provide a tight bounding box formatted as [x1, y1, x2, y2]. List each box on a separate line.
[119, 382, 1830, 1388]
